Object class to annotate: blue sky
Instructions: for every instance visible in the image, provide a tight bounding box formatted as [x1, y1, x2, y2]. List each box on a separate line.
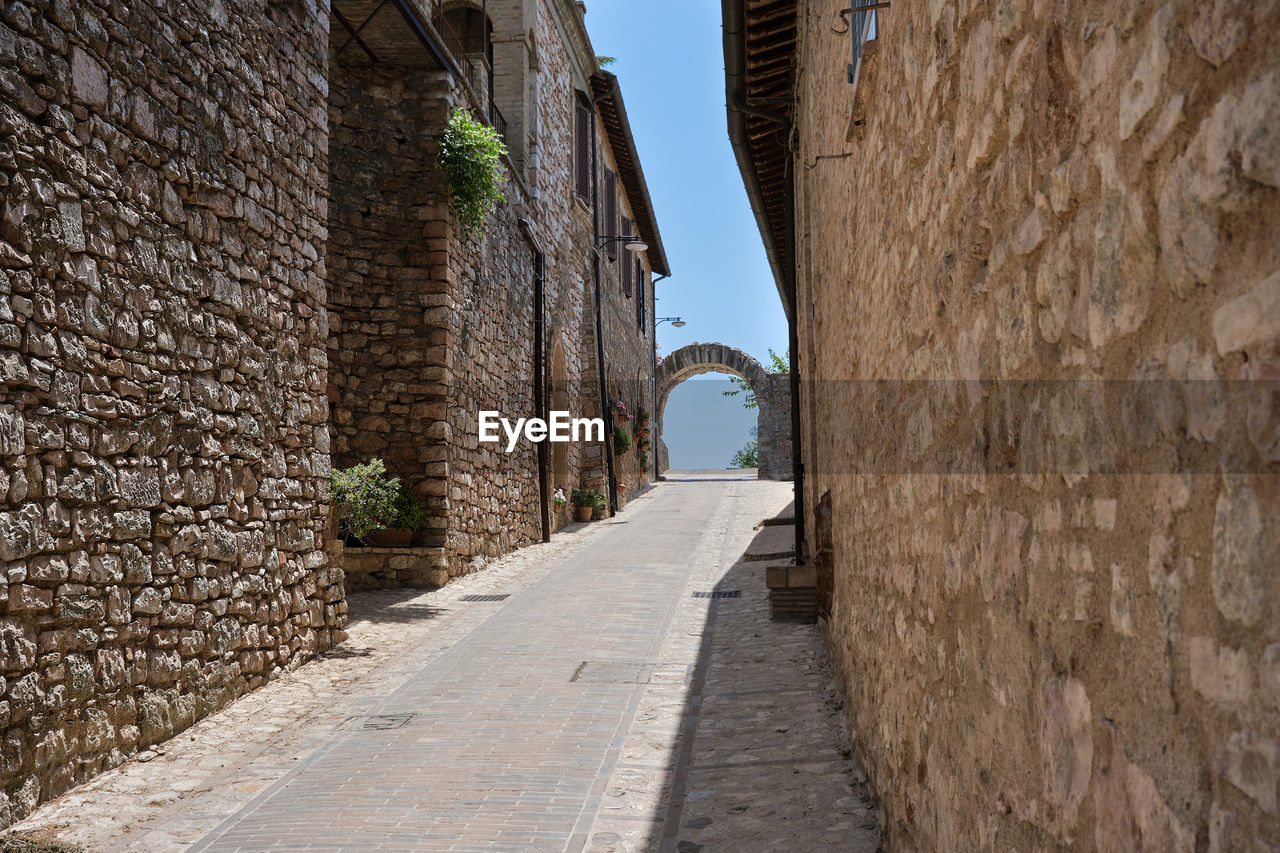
[584, 0, 789, 367]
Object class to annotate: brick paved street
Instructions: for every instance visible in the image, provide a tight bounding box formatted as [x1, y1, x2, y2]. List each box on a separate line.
[15, 474, 878, 852]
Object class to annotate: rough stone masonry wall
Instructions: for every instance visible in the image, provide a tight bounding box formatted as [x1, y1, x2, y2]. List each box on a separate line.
[327, 61, 454, 552]
[442, 160, 543, 569]
[0, 0, 342, 826]
[529, 0, 611, 518]
[794, 0, 1280, 849]
[329, 0, 593, 576]
[597, 209, 655, 493]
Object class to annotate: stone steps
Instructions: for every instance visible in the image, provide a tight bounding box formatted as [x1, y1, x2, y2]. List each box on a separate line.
[752, 516, 818, 623]
[743, 523, 795, 561]
[760, 500, 795, 526]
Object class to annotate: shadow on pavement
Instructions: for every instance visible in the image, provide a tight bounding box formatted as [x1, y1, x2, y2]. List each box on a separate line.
[640, 535, 882, 852]
[344, 588, 450, 627]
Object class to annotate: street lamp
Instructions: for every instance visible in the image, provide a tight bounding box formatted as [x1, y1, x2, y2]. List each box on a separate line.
[594, 235, 648, 254]
[656, 316, 685, 327]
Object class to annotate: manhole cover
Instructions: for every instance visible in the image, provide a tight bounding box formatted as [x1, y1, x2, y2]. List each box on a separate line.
[570, 662, 692, 684]
[362, 714, 415, 730]
[460, 594, 511, 602]
[692, 590, 740, 599]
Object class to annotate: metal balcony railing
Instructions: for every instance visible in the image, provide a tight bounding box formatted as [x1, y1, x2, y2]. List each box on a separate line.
[430, 4, 508, 146]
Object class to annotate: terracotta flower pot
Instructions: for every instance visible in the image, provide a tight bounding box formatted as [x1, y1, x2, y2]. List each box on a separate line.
[367, 528, 414, 547]
[575, 505, 593, 522]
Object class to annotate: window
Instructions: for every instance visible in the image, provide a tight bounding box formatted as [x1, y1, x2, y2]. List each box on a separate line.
[604, 168, 618, 259]
[574, 102, 591, 203]
[636, 260, 646, 331]
[620, 216, 633, 296]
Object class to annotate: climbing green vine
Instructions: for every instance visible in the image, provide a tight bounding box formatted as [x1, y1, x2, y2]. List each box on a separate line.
[437, 108, 507, 235]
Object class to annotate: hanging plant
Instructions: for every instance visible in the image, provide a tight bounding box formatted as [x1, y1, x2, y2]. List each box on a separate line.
[437, 108, 507, 235]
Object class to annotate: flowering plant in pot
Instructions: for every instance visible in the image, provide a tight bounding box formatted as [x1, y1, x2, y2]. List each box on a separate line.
[553, 487, 567, 509]
[571, 488, 603, 522]
[611, 399, 630, 422]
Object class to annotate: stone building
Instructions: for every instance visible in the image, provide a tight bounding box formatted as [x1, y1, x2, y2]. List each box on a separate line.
[725, 0, 1279, 848]
[327, 0, 668, 587]
[0, 0, 342, 826]
[0, 0, 666, 825]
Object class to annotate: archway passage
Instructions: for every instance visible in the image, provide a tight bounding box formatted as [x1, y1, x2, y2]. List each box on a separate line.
[656, 343, 792, 480]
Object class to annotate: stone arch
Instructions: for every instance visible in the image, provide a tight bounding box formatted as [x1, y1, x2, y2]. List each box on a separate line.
[656, 342, 792, 480]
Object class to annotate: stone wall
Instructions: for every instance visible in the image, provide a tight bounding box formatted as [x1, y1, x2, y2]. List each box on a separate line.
[327, 62, 453, 550]
[327, 0, 637, 572]
[340, 545, 448, 591]
[597, 201, 656, 496]
[0, 0, 342, 826]
[792, 0, 1280, 849]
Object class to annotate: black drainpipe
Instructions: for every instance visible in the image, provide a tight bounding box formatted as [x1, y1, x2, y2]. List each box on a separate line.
[518, 218, 550, 543]
[784, 142, 805, 565]
[590, 84, 618, 516]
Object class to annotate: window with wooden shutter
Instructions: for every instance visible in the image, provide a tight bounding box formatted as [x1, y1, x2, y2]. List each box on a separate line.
[620, 216, 633, 296]
[636, 260, 646, 330]
[604, 168, 617, 259]
[574, 103, 590, 203]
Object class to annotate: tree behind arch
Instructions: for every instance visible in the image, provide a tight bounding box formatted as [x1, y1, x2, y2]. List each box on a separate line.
[722, 348, 789, 409]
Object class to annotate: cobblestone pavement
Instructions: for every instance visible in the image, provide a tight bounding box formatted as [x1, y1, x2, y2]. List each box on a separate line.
[15, 473, 879, 852]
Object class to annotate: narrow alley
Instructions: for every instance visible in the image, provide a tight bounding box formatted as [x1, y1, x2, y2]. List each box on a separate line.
[13, 475, 879, 852]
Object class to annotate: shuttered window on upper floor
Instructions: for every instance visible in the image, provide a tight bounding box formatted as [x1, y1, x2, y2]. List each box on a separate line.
[621, 215, 633, 296]
[604, 169, 618, 259]
[574, 102, 591, 203]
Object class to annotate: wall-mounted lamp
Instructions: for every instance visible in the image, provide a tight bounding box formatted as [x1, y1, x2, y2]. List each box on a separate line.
[595, 234, 648, 254]
[656, 316, 685, 328]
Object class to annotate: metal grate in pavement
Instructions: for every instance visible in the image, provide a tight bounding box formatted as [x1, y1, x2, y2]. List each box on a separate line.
[459, 594, 511, 602]
[692, 590, 741, 599]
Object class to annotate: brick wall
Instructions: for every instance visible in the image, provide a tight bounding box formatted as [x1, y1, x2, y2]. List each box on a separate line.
[793, 0, 1280, 848]
[0, 0, 342, 825]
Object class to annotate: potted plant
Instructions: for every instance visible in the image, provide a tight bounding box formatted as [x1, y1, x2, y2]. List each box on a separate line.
[368, 482, 425, 547]
[331, 459, 399, 545]
[571, 488, 602, 522]
[553, 487, 567, 511]
[613, 425, 631, 454]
